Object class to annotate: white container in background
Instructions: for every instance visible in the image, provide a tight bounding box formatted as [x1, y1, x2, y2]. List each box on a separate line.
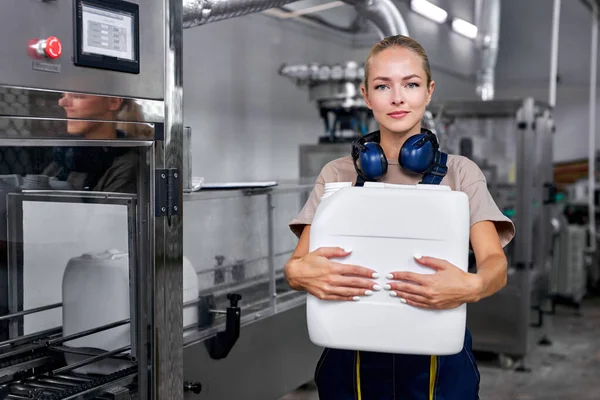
[183, 256, 199, 337]
[308, 182, 470, 355]
[62, 250, 199, 374]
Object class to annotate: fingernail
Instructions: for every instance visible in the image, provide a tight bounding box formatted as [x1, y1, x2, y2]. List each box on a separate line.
[353, 296, 361, 302]
[399, 298, 407, 304]
[372, 272, 380, 279]
[386, 273, 394, 279]
[414, 253, 422, 259]
[389, 291, 397, 297]
[344, 248, 353, 253]
[383, 284, 391, 290]
[364, 290, 373, 296]
[373, 284, 382, 291]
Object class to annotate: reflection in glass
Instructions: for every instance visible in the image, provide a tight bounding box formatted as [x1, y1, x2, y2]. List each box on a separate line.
[58, 93, 153, 140]
[0, 86, 163, 126]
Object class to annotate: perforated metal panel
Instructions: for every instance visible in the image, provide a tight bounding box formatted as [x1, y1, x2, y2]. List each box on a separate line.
[0, 87, 32, 137]
[0, 87, 66, 137]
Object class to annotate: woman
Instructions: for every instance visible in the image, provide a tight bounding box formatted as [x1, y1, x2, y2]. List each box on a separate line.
[43, 93, 150, 194]
[285, 35, 515, 399]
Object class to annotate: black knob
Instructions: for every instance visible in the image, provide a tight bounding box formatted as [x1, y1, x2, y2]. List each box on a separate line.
[215, 255, 225, 265]
[184, 381, 202, 394]
[227, 293, 242, 307]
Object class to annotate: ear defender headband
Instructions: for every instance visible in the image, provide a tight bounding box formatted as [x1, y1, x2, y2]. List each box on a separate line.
[351, 129, 448, 186]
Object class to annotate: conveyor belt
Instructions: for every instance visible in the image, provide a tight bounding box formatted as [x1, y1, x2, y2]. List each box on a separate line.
[0, 338, 137, 399]
[1, 366, 137, 400]
[34, 366, 137, 400]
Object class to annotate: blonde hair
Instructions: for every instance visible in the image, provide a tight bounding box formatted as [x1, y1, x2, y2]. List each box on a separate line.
[363, 35, 432, 91]
[116, 99, 153, 139]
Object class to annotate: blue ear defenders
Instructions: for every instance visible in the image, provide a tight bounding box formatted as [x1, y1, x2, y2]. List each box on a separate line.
[351, 129, 448, 185]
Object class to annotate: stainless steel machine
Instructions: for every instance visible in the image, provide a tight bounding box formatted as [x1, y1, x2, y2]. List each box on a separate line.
[429, 98, 556, 370]
[0, 0, 184, 398]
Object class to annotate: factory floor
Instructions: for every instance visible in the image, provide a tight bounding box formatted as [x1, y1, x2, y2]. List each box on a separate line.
[280, 297, 600, 400]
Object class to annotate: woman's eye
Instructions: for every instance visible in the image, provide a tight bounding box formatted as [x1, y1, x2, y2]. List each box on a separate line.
[406, 82, 419, 89]
[375, 84, 388, 90]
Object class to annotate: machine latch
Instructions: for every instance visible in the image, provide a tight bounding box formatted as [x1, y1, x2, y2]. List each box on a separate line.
[155, 168, 180, 218]
[203, 293, 243, 360]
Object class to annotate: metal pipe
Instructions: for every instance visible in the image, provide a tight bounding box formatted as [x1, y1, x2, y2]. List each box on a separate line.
[51, 345, 131, 375]
[474, 0, 500, 100]
[0, 342, 48, 361]
[21, 382, 64, 392]
[267, 193, 276, 309]
[589, 2, 598, 252]
[183, 0, 408, 37]
[49, 345, 133, 360]
[0, 327, 62, 348]
[0, 302, 62, 322]
[54, 374, 92, 383]
[343, 0, 409, 37]
[36, 377, 86, 387]
[195, 249, 294, 275]
[549, 0, 561, 107]
[47, 319, 130, 346]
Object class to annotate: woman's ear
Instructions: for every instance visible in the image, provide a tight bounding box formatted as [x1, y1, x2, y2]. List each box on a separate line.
[426, 80, 435, 105]
[361, 85, 372, 109]
[107, 97, 125, 112]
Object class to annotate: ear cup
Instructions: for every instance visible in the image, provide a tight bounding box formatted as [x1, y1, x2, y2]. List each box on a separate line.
[359, 142, 387, 180]
[399, 133, 436, 174]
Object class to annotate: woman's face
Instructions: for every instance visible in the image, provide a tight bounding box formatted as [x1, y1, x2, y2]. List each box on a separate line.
[361, 47, 434, 135]
[58, 93, 122, 136]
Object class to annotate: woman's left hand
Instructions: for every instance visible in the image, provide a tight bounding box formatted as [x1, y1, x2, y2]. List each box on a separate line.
[386, 256, 483, 310]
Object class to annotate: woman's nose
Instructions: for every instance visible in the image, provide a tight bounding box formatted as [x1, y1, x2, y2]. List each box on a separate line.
[58, 94, 72, 107]
[391, 89, 404, 105]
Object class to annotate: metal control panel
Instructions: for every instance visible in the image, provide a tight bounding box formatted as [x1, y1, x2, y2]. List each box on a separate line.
[0, 0, 163, 100]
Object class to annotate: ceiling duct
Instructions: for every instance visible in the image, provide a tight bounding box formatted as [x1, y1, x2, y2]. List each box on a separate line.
[342, 0, 409, 38]
[474, 0, 500, 101]
[183, 0, 408, 38]
[182, 0, 421, 139]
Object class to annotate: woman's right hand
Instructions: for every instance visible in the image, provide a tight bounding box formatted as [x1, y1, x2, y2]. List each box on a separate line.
[284, 247, 380, 301]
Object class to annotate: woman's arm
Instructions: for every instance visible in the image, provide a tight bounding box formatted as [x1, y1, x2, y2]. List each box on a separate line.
[284, 225, 379, 301]
[384, 220, 508, 309]
[468, 220, 508, 300]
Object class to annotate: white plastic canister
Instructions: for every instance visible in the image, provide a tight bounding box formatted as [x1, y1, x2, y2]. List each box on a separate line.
[308, 182, 470, 355]
[62, 250, 199, 374]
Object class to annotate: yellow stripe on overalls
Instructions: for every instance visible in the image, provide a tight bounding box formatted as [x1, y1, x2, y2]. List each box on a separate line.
[356, 351, 362, 400]
[429, 355, 437, 400]
[355, 351, 435, 399]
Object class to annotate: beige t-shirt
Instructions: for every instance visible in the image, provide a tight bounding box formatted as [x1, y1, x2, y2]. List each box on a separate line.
[289, 155, 515, 248]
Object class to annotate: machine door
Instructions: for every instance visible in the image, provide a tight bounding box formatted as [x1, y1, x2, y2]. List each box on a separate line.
[0, 114, 155, 399]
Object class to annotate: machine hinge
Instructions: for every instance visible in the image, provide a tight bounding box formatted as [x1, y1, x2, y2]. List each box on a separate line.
[155, 168, 180, 218]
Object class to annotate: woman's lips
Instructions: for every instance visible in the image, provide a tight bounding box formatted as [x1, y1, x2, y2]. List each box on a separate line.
[387, 111, 410, 119]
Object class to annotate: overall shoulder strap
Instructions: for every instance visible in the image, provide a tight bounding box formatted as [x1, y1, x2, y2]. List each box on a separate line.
[420, 152, 448, 185]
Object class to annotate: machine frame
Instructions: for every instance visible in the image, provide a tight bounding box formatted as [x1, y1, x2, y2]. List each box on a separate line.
[429, 98, 555, 369]
[0, 0, 183, 397]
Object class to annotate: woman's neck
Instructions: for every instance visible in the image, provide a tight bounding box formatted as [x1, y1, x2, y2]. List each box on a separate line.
[84, 123, 118, 140]
[379, 124, 422, 160]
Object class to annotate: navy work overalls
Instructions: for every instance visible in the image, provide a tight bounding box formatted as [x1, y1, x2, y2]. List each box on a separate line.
[315, 152, 481, 399]
[314, 329, 480, 400]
